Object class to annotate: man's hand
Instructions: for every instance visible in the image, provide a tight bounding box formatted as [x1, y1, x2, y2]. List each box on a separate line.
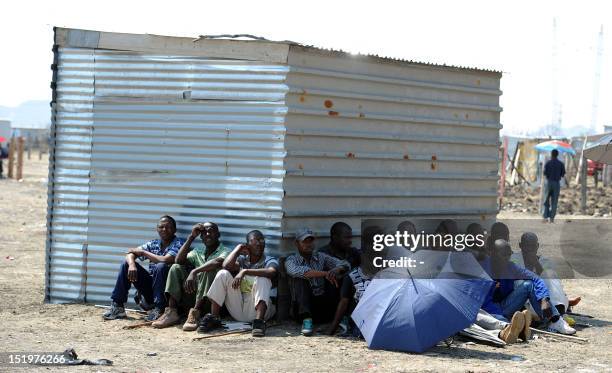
[189, 224, 204, 240]
[128, 248, 145, 257]
[541, 298, 553, 319]
[184, 270, 197, 294]
[237, 244, 250, 256]
[127, 264, 138, 282]
[232, 269, 246, 289]
[325, 269, 339, 288]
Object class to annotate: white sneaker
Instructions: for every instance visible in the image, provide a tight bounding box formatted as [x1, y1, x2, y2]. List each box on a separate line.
[547, 317, 576, 335]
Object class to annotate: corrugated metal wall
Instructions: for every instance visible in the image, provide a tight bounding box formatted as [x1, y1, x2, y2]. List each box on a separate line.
[47, 47, 289, 303]
[281, 47, 502, 248]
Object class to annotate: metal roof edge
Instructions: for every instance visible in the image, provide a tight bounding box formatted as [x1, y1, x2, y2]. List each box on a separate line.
[53, 27, 290, 64]
[288, 44, 502, 76]
[53, 27, 501, 75]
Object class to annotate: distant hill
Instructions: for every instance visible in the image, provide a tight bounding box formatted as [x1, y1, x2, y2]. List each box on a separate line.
[0, 100, 50, 129]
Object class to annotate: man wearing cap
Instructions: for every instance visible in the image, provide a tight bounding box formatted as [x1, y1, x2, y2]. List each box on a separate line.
[480, 239, 575, 335]
[199, 230, 278, 337]
[285, 227, 350, 336]
[151, 222, 229, 330]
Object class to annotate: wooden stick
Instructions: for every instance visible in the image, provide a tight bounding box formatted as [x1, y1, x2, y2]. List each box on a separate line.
[567, 312, 594, 319]
[122, 321, 152, 330]
[192, 323, 280, 341]
[16, 137, 24, 180]
[192, 329, 250, 340]
[530, 327, 589, 343]
[94, 304, 147, 314]
[7, 138, 14, 179]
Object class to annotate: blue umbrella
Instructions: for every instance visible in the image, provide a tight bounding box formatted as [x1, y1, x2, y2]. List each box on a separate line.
[351, 251, 493, 353]
[534, 140, 576, 155]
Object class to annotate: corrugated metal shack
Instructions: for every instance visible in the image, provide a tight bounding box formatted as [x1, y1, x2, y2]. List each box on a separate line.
[47, 27, 502, 304]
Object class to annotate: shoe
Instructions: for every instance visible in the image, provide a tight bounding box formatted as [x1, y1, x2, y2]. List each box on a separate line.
[145, 307, 164, 322]
[102, 302, 127, 320]
[301, 318, 314, 336]
[252, 319, 266, 337]
[499, 311, 525, 344]
[547, 317, 576, 335]
[197, 313, 223, 333]
[519, 310, 532, 341]
[564, 315, 576, 327]
[152, 307, 180, 328]
[134, 291, 153, 311]
[182, 308, 201, 331]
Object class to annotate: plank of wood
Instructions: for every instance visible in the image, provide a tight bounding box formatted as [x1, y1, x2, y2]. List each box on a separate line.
[122, 321, 152, 330]
[530, 327, 588, 343]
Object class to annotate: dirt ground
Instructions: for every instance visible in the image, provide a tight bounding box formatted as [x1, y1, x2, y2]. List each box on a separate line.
[1, 157, 611, 373]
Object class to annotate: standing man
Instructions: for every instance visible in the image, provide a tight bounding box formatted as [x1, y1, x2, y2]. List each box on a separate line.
[103, 215, 185, 321]
[152, 222, 229, 330]
[285, 228, 350, 336]
[199, 230, 279, 337]
[318, 222, 361, 269]
[543, 149, 566, 223]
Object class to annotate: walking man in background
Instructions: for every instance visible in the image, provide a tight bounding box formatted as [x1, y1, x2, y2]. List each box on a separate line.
[543, 149, 565, 223]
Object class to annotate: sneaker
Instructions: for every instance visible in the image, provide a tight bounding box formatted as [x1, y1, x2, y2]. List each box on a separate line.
[197, 313, 223, 333]
[547, 317, 576, 335]
[134, 291, 153, 312]
[252, 319, 266, 337]
[499, 311, 525, 344]
[145, 307, 164, 322]
[301, 318, 314, 336]
[102, 302, 127, 320]
[519, 310, 532, 341]
[152, 307, 180, 328]
[182, 308, 201, 331]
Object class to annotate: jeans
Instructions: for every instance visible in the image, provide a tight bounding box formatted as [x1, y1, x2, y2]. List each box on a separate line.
[111, 261, 170, 309]
[288, 277, 339, 323]
[494, 280, 560, 322]
[543, 180, 561, 220]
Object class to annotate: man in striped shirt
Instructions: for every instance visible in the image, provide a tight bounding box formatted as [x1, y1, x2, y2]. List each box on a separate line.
[285, 227, 350, 336]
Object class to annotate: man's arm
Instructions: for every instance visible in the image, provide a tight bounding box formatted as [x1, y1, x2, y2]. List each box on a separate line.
[176, 226, 201, 265]
[125, 252, 138, 282]
[321, 252, 350, 276]
[222, 244, 247, 272]
[561, 162, 566, 178]
[184, 257, 225, 294]
[327, 276, 354, 335]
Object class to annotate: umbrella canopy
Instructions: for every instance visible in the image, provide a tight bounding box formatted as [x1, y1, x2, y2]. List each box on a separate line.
[583, 134, 612, 164]
[535, 140, 576, 155]
[351, 251, 493, 353]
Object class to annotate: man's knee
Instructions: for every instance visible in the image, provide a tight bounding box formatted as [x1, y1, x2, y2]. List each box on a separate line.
[214, 269, 233, 281]
[517, 280, 534, 293]
[254, 277, 272, 289]
[168, 263, 183, 274]
[152, 262, 170, 274]
[119, 260, 130, 272]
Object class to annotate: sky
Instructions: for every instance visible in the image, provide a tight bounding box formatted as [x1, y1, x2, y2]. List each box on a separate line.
[1, 0, 610, 136]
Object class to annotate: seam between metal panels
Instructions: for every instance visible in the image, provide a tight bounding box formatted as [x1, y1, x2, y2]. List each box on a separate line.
[285, 170, 498, 180]
[285, 128, 499, 147]
[289, 67, 502, 96]
[287, 107, 502, 130]
[287, 150, 497, 163]
[285, 191, 498, 198]
[282, 209, 499, 218]
[288, 88, 502, 112]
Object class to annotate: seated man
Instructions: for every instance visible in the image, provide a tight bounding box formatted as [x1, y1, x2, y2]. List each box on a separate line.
[327, 225, 384, 336]
[480, 239, 575, 335]
[512, 232, 581, 316]
[285, 227, 350, 336]
[152, 222, 229, 330]
[103, 215, 185, 321]
[199, 230, 278, 337]
[318, 222, 361, 269]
